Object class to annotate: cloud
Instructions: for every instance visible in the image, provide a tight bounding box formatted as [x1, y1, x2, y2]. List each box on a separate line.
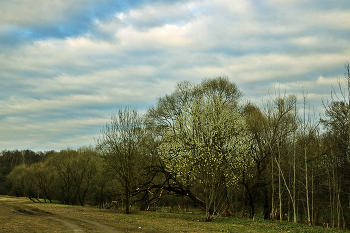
[0, 115, 105, 151]
[0, 0, 350, 151]
[0, 0, 156, 45]
[316, 76, 342, 86]
[116, 2, 195, 29]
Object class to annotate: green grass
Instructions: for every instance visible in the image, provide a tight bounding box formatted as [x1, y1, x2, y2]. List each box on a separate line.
[81, 207, 346, 232]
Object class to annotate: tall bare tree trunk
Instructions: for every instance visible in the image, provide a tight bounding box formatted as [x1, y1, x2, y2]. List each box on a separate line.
[346, 62, 350, 229]
[311, 160, 314, 225]
[271, 152, 275, 220]
[274, 146, 295, 224]
[278, 149, 282, 222]
[346, 63, 350, 162]
[293, 101, 297, 224]
[303, 93, 311, 226]
[331, 157, 335, 228]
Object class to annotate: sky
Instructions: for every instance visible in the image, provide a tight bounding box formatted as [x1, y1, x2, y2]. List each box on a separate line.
[1, 0, 350, 152]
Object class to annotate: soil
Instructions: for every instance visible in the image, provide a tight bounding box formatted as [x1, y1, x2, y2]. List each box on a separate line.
[0, 196, 121, 233]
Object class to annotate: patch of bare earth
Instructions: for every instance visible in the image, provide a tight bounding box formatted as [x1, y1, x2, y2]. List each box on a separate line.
[0, 196, 120, 233]
[0, 202, 67, 232]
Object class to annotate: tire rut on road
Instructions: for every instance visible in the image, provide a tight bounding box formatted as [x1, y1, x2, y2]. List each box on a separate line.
[47, 215, 121, 233]
[1, 197, 122, 233]
[47, 216, 84, 233]
[69, 216, 120, 233]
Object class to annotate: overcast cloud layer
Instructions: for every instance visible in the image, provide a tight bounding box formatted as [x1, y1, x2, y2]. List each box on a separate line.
[1, 0, 350, 151]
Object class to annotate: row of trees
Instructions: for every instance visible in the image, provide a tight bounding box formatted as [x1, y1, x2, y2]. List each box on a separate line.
[7, 148, 101, 205]
[0, 150, 54, 194]
[3, 66, 350, 226]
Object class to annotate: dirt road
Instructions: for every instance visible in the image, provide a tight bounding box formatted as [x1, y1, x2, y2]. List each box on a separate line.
[0, 196, 121, 233]
[47, 215, 120, 233]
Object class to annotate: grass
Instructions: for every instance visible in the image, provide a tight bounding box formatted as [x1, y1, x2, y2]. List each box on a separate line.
[0, 195, 347, 232]
[0, 197, 65, 232]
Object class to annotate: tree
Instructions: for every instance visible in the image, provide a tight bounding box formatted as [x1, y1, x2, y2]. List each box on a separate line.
[46, 149, 77, 205]
[7, 164, 37, 201]
[96, 107, 147, 214]
[45, 148, 98, 206]
[145, 76, 244, 211]
[159, 93, 251, 221]
[321, 101, 350, 228]
[242, 95, 297, 220]
[28, 162, 55, 203]
[73, 147, 99, 206]
[147, 76, 242, 135]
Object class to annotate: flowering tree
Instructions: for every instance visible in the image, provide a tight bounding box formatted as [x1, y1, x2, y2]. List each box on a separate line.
[159, 94, 252, 221]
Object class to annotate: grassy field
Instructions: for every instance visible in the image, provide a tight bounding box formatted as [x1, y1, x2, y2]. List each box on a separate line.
[0, 195, 347, 233]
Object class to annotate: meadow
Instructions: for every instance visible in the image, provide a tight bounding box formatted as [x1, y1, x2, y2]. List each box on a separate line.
[0, 195, 347, 233]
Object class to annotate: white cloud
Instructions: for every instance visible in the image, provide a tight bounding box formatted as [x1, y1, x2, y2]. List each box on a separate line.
[0, 116, 106, 151]
[308, 10, 350, 30]
[316, 76, 342, 86]
[0, 0, 87, 27]
[1, 0, 350, 150]
[117, 24, 192, 48]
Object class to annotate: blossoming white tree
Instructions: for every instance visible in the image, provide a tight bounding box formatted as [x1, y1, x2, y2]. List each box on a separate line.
[159, 94, 252, 221]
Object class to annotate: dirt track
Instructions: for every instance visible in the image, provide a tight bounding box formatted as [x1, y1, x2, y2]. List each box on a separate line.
[66, 216, 119, 233]
[46, 216, 84, 232]
[0, 196, 121, 233]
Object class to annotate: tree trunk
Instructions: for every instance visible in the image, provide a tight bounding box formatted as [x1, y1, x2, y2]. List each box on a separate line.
[278, 149, 282, 222]
[271, 153, 275, 219]
[249, 198, 255, 219]
[125, 183, 130, 214]
[293, 102, 297, 224]
[264, 187, 270, 220]
[140, 192, 149, 211]
[303, 94, 311, 226]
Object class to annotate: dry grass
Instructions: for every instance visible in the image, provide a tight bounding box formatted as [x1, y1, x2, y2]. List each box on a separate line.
[0, 196, 347, 233]
[0, 198, 66, 232]
[0, 196, 118, 232]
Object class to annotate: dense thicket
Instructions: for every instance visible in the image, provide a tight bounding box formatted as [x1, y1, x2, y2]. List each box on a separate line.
[3, 68, 350, 228]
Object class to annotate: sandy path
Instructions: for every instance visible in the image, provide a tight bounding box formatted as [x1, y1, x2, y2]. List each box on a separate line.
[68, 216, 120, 233]
[46, 213, 121, 232]
[1, 197, 121, 232]
[47, 216, 84, 232]
[0, 196, 31, 203]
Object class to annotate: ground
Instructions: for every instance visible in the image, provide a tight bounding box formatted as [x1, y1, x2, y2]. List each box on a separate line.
[0, 196, 347, 233]
[0, 196, 119, 233]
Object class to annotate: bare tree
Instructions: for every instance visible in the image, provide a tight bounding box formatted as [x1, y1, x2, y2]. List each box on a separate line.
[97, 107, 146, 214]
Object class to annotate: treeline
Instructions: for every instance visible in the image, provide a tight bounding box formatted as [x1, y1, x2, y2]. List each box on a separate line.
[5, 148, 104, 206]
[0, 150, 54, 194]
[2, 66, 350, 227]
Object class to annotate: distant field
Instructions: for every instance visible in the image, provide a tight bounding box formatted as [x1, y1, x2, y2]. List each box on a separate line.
[0, 195, 346, 232]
